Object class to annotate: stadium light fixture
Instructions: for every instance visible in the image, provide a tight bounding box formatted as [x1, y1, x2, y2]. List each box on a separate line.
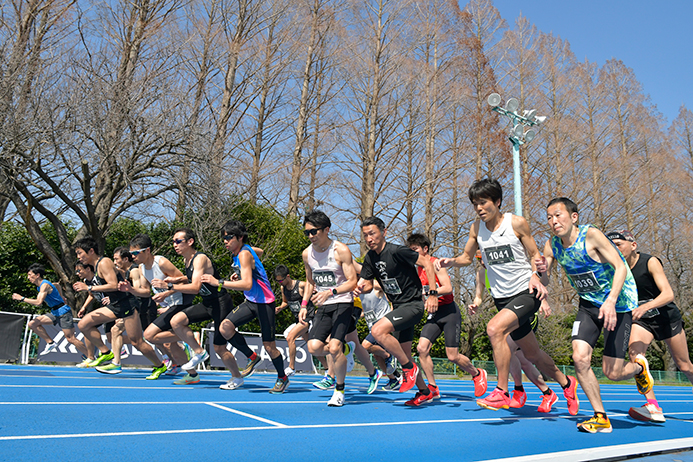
[487, 92, 546, 216]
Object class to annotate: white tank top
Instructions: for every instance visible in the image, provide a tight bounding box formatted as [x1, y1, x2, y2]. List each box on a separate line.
[306, 241, 353, 305]
[477, 213, 532, 299]
[140, 256, 184, 307]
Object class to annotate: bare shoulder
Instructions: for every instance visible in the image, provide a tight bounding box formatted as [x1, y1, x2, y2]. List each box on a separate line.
[334, 241, 353, 263]
[511, 214, 531, 234]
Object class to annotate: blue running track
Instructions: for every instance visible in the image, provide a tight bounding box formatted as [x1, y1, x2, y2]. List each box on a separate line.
[1, 365, 693, 462]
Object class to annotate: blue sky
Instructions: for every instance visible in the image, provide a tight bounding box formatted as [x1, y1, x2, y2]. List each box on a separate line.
[488, 0, 692, 126]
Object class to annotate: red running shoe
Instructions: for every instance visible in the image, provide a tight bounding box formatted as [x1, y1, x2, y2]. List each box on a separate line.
[428, 384, 441, 399]
[399, 363, 419, 393]
[509, 389, 527, 408]
[563, 375, 580, 415]
[405, 391, 434, 406]
[477, 388, 511, 411]
[537, 389, 558, 413]
[473, 368, 488, 397]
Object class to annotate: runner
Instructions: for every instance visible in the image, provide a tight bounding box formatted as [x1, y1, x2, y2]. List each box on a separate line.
[161, 228, 240, 388]
[201, 220, 288, 394]
[359, 283, 402, 391]
[407, 233, 487, 404]
[606, 230, 693, 423]
[114, 247, 157, 332]
[537, 197, 654, 433]
[470, 253, 555, 411]
[73, 236, 167, 379]
[356, 216, 438, 405]
[298, 211, 358, 406]
[274, 264, 317, 376]
[438, 179, 578, 415]
[12, 264, 89, 361]
[116, 233, 190, 376]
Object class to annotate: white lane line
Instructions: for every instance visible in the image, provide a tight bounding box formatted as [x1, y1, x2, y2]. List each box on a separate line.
[0, 414, 577, 441]
[484, 437, 693, 462]
[3, 409, 693, 443]
[205, 402, 287, 427]
[0, 385, 195, 390]
[0, 400, 324, 405]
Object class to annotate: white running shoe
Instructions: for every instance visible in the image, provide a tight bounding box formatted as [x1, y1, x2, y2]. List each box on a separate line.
[40, 342, 58, 356]
[181, 350, 209, 370]
[76, 357, 93, 368]
[220, 376, 244, 390]
[328, 389, 345, 407]
[120, 346, 129, 360]
[284, 366, 295, 377]
[629, 403, 665, 423]
[345, 341, 355, 373]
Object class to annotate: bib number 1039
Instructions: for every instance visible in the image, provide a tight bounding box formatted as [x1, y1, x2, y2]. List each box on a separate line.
[570, 271, 601, 294]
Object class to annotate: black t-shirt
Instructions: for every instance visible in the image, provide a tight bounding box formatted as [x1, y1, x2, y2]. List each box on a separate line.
[361, 242, 422, 305]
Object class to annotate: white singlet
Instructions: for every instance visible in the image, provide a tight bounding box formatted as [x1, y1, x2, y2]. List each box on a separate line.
[305, 241, 353, 305]
[140, 256, 184, 307]
[477, 213, 532, 299]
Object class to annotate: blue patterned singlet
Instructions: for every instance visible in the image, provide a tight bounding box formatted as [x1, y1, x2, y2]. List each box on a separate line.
[551, 225, 636, 313]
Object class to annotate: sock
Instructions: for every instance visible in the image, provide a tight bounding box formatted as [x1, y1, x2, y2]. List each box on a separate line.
[420, 387, 431, 395]
[429, 384, 438, 390]
[393, 370, 401, 378]
[343, 343, 351, 355]
[595, 411, 607, 419]
[473, 369, 480, 378]
[369, 370, 377, 378]
[647, 398, 659, 407]
[515, 385, 525, 392]
[402, 361, 414, 370]
[271, 354, 285, 379]
[227, 334, 254, 358]
[561, 376, 572, 389]
[188, 371, 198, 377]
[542, 388, 552, 396]
[496, 387, 509, 396]
[336, 383, 345, 391]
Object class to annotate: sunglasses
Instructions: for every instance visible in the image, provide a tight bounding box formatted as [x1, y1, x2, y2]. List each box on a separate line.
[130, 247, 149, 256]
[173, 238, 186, 244]
[303, 227, 324, 237]
[222, 234, 236, 242]
[276, 276, 287, 283]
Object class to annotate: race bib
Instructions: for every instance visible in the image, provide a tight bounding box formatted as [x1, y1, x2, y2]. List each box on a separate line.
[382, 277, 402, 295]
[199, 284, 212, 297]
[484, 245, 515, 265]
[569, 271, 601, 294]
[364, 310, 378, 324]
[288, 301, 301, 314]
[641, 308, 660, 319]
[313, 270, 337, 287]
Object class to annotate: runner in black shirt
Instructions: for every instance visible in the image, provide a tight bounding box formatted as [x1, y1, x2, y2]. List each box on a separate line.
[356, 217, 438, 404]
[608, 230, 693, 423]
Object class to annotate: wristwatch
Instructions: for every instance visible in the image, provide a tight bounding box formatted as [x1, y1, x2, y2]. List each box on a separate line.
[332, 288, 338, 295]
[167, 282, 174, 290]
[428, 289, 438, 297]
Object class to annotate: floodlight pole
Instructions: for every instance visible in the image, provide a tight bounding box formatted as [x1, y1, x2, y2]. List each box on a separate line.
[511, 139, 522, 216]
[486, 93, 545, 219]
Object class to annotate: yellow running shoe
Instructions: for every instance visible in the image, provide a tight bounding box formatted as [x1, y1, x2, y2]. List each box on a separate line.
[577, 414, 612, 433]
[634, 354, 654, 395]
